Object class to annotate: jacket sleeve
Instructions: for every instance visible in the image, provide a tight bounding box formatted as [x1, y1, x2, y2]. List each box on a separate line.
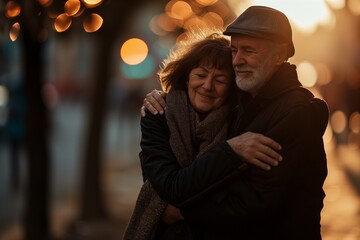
[180, 99, 329, 224]
[140, 111, 246, 205]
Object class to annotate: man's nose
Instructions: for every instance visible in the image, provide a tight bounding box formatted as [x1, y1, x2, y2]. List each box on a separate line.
[232, 52, 245, 66]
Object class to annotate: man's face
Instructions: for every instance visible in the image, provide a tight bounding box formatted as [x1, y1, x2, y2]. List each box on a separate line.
[230, 35, 279, 96]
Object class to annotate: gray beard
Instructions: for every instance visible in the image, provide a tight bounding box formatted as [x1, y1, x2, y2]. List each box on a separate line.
[234, 55, 276, 94]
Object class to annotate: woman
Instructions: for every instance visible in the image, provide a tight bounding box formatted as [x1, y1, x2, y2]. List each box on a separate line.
[123, 30, 239, 240]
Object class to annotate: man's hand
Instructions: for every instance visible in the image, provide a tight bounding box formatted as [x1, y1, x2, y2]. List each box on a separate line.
[162, 204, 184, 224]
[140, 90, 167, 117]
[227, 132, 282, 170]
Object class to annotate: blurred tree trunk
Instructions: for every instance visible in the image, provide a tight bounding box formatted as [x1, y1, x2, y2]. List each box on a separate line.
[80, 0, 143, 220]
[20, 1, 50, 240]
[80, 34, 114, 220]
[79, 0, 167, 220]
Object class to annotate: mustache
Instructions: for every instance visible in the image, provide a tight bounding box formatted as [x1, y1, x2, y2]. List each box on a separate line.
[234, 66, 253, 72]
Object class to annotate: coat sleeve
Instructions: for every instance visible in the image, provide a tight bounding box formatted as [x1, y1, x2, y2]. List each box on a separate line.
[180, 99, 329, 224]
[140, 111, 246, 205]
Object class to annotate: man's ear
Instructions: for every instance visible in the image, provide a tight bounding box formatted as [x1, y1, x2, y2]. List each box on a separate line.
[275, 43, 288, 65]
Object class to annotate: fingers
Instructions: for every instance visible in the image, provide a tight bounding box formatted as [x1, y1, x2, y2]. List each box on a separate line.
[140, 106, 146, 117]
[258, 134, 282, 151]
[257, 143, 282, 162]
[142, 90, 166, 115]
[143, 98, 161, 115]
[152, 90, 167, 111]
[248, 159, 273, 171]
[251, 151, 281, 171]
[227, 132, 283, 171]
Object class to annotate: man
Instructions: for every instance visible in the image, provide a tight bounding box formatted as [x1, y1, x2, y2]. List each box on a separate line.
[141, 6, 328, 239]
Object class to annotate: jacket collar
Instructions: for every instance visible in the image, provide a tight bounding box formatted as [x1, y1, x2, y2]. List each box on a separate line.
[258, 62, 302, 100]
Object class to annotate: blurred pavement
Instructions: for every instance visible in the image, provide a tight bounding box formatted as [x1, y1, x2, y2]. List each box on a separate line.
[0, 102, 359, 239]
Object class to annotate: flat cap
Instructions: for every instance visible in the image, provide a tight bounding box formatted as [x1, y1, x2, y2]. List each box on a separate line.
[224, 6, 295, 58]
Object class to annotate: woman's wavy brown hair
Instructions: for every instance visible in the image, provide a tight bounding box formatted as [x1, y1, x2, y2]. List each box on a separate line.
[158, 29, 235, 93]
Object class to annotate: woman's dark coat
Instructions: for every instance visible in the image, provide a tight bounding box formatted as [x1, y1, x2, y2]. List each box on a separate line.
[140, 63, 329, 240]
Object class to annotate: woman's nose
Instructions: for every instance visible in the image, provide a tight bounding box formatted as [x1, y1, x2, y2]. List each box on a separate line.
[202, 76, 213, 90]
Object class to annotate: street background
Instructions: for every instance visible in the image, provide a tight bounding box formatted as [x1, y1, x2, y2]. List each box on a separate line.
[1, 0, 360, 239]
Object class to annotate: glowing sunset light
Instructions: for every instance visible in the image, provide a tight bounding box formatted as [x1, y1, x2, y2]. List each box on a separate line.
[297, 61, 317, 87]
[120, 38, 149, 65]
[325, 0, 345, 10]
[252, 0, 335, 34]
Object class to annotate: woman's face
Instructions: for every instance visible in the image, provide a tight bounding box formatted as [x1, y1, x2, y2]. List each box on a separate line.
[187, 66, 233, 113]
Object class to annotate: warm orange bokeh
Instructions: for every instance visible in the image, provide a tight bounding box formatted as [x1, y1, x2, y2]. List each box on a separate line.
[120, 38, 148, 65]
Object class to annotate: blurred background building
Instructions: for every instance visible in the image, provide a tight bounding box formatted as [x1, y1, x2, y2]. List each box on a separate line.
[0, 0, 359, 239]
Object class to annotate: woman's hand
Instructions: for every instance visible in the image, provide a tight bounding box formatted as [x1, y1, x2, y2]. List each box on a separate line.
[227, 132, 283, 170]
[140, 90, 167, 117]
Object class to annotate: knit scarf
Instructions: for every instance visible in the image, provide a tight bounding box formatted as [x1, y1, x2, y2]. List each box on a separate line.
[123, 89, 230, 240]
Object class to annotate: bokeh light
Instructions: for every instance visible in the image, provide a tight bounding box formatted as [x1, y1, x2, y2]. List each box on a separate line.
[252, 0, 335, 34]
[325, 0, 345, 10]
[297, 61, 317, 87]
[54, 13, 72, 32]
[211, 0, 231, 18]
[184, 16, 207, 30]
[349, 112, 360, 134]
[330, 110, 347, 134]
[83, 13, 103, 32]
[149, 15, 168, 36]
[82, 0, 103, 8]
[120, 55, 155, 79]
[37, 0, 53, 7]
[202, 12, 224, 28]
[166, 1, 193, 20]
[195, 0, 218, 6]
[156, 13, 178, 32]
[315, 63, 332, 86]
[64, 0, 81, 16]
[5, 1, 21, 18]
[348, 0, 360, 16]
[9, 22, 21, 42]
[120, 38, 148, 65]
